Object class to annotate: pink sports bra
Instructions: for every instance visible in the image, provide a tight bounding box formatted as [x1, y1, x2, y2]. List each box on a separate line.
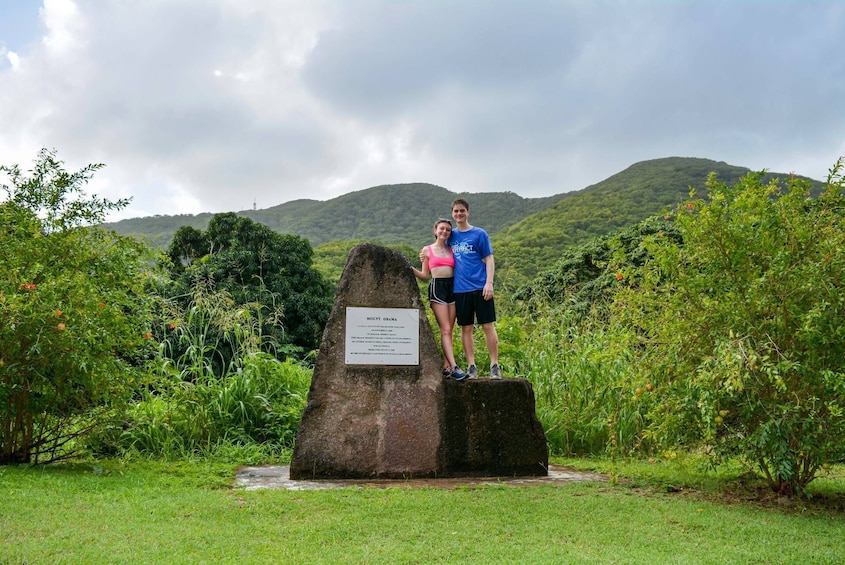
[427, 245, 455, 269]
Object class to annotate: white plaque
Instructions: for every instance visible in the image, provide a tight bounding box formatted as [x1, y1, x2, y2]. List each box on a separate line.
[345, 307, 419, 365]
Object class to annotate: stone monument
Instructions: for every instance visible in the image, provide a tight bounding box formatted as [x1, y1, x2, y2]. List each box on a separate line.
[290, 243, 547, 480]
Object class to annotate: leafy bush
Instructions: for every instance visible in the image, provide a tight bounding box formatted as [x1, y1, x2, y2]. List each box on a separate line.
[616, 160, 845, 495]
[101, 283, 312, 459]
[0, 149, 154, 464]
[514, 216, 679, 321]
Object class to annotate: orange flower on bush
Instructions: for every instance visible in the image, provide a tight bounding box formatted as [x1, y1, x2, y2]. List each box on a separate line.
[143, 332, 152, 340]
[57, 323, 66, 331]
[615, 273, 623, 280]
[56, 310, 63, 317]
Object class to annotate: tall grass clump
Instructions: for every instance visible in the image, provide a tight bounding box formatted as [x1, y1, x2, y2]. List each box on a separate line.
[94, 283, 312, 462]
[508, 310, 646, 457]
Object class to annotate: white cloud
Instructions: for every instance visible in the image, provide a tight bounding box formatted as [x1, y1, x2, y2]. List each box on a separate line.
[40, 0, 82, 53]
[4, 49, 20, 70]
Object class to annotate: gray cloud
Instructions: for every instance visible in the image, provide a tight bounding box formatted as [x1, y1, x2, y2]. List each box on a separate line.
[1, 0, 842, 219]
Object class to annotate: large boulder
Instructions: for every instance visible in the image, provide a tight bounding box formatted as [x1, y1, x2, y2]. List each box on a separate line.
[290, 243, 444, 479]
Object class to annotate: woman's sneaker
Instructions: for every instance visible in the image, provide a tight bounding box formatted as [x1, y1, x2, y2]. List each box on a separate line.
[467, 364, 478, 378]
[490, 364, 502, 379]
[450, 366, 469, 381]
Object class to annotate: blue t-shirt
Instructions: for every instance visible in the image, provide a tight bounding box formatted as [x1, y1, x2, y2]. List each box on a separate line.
[448, 226, 493, 293]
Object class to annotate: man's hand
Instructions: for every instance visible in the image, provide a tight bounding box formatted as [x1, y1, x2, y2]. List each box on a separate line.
[482, 255, 495, 300]
[483, 281, 494, 300]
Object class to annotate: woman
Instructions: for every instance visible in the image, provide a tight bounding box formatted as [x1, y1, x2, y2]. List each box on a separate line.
[413, 219, 469, 380]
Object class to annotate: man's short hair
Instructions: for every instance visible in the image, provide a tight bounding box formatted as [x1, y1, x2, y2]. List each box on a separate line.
[451, 198, 470, 211]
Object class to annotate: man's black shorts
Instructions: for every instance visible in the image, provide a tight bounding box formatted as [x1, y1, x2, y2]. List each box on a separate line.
[455, 290, 496, 326]
[428, 277, 455, 305]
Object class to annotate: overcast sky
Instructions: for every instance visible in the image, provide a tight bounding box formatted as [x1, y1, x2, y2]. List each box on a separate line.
[1, 1, 843, 221]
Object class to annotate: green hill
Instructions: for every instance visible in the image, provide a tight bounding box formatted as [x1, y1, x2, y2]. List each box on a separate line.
[102, 213, 217, 249]
[492, 157, 755, 284]
[103, 183, 565, 251]
[104, 157, 817, 285]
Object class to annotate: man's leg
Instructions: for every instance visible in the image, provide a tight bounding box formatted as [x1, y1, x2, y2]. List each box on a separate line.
[481, 322, 498, 366]
[461, 324, 475, 369]
[454, 292, 476, 371]
[476, 294, 499, 371]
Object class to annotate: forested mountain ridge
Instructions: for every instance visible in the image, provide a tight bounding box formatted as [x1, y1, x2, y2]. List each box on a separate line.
[104, 183, 565, 251]
[491, 156, 809, 283]
[104, 157, 817, 284]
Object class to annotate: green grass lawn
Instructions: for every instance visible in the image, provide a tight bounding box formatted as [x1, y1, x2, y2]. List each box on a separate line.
[1, 459, 843, 564]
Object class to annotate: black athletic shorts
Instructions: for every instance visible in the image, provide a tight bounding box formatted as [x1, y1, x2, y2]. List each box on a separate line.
[428, 277, 455, 305]
[455, 290, 496, 326]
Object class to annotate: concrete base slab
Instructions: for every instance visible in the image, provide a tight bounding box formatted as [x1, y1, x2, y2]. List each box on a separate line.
[235, 464, 606, 491]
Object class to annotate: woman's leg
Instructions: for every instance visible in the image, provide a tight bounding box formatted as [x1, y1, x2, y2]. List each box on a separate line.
[431, 302, 458, 369]
[447, 303, 459, 366]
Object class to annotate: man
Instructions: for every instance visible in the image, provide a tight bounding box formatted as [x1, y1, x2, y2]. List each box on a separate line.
[448, 198, 501, 378]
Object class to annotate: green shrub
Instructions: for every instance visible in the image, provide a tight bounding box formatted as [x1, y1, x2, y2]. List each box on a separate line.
[514, 216, 679, 322]
[0, 149, 155, 464]
[103, 283, 312, 459]
[616, 159, 845, 495]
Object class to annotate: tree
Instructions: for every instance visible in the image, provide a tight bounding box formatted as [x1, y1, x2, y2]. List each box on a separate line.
[1, 149, 155, 464]
[617, 159, 845, 495]
[163, 213, 332, 364]
[513, 216, 680, 321]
